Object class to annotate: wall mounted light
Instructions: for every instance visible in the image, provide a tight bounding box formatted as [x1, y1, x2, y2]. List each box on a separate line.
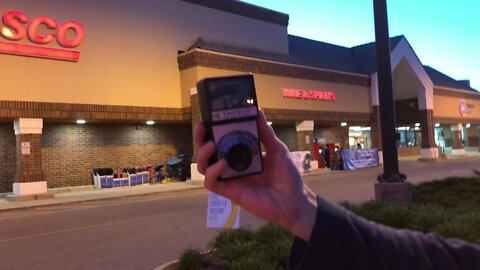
[267, 121, 273, 126]
[340, 122, 348, 127]
[435, 123, 440, 127]
[466, 123, 471, 128]
[76, 119, 86, 124]
[414, 123, 420, 127]
[1, 28, 14, 38]
[146, 120, 155, 125]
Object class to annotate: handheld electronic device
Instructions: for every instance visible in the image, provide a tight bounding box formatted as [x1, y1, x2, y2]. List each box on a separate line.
[197, 74, 263, 180]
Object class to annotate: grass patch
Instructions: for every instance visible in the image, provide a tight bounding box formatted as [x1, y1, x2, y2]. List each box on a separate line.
[172, 224, 292, 270]
[175, 175, 480, 269]
[344, 176, 480, 245]
[175, 248, 209, 270]
[209, 223, 292, 270]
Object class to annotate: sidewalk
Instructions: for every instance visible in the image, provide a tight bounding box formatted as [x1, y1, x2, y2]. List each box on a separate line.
[3, 150, 477, 212]
[0, 168, 331, 212]
[0, 182, 203, 212]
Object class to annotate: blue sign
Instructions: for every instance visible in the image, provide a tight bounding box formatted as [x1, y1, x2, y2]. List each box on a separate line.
[341, 148, 379, 170]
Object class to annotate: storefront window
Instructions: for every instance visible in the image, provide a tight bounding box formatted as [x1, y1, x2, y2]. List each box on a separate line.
[348, 126, 371, 149]
[397, 126, 421, 148]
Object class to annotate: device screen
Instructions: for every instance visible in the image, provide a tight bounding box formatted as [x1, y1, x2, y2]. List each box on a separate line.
[208, 77, 256, 111]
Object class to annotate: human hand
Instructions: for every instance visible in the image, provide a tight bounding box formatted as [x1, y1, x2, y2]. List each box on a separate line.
[195, 111, 318, 241]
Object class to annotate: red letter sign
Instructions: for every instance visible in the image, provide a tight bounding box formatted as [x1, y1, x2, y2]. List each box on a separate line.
[27, 16, 57, 44]
[56, 21, 84, 48]
[0, 10, 85, 61]
[2, 11, 28, 41]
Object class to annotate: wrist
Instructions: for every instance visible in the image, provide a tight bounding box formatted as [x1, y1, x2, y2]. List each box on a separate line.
[286, 186, 318, 242]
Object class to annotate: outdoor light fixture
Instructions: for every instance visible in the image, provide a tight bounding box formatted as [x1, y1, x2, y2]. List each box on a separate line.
[146, 120, 155, 125]
[267, 121, 273, 126]
[414, 123, 420, 127]
[76, 119, 86, 124]
[435, 123, 440, 127]
[246, 98, 254, 104]
[414, 127, 420, 131]
[466, 123, 471, 128]
[1, 27, 14, 38]
[341, 122, 348, 127]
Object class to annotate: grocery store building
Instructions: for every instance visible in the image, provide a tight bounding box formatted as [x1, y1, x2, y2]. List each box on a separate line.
[0, 0, 478, 197]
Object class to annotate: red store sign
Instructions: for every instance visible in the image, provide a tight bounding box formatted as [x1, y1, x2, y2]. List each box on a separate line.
[282, 88, 336, 101]
[0, 10, 85, 61]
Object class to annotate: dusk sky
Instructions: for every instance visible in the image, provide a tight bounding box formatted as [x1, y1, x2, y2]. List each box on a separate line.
[241, 0, 480, 91]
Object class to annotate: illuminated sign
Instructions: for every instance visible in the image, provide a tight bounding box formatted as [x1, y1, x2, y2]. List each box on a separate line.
[0, 10, 84, 61]
[282, 88, 336, 101]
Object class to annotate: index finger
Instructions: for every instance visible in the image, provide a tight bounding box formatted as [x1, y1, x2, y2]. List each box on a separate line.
[193, 121, 207, 148]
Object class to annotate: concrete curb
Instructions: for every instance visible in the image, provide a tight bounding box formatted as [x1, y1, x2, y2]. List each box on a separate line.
[153, 249, 214, 270]
[0, 168, 340, 212]
[153, 259, 177, 270]
[0, 184, 205, 212]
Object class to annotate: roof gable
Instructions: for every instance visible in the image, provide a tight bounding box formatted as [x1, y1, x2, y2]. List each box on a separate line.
[351, 35, 404, 74]
[288, 35, 363, 74]
[424, 66, 478, 92]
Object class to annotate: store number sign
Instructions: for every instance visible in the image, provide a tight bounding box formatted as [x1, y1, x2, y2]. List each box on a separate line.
[0, 10, 85, 61]
[459, 99, 475, 117]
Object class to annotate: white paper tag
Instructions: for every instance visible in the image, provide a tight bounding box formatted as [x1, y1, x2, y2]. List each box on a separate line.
[207, 192, 240, 229]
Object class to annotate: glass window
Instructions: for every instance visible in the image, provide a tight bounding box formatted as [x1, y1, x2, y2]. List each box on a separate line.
[397, 126, 421, 148]
[348, 126, 371, 149]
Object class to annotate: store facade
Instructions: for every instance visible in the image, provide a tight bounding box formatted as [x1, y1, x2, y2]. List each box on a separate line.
[0, 0, 478, 196]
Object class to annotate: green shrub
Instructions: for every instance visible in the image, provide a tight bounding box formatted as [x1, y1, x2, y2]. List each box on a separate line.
[255, 223, 291, 245]
[210, 227, 255, 251]
[206, 224, 293, 269]
[255, 224, 292, 268]
[434, 213, 480, 244]
[175, 248, 208, 270]
[413, 177, 480, 208]
[345, 176, 480, 245]
[219, 240, 257, 263]
[231, 255, 278, 270]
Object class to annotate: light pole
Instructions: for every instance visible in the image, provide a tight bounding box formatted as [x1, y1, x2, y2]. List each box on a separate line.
[373, 0, 410, 202]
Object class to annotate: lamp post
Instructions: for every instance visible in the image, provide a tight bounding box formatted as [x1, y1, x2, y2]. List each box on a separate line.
[373, 0, 410, 202]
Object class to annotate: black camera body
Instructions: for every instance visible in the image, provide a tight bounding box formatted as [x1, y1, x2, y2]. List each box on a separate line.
[197, 74, 263, 180]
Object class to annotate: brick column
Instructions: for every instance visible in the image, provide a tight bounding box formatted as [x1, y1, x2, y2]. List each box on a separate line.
[370, 105, 383, 164]
[7, 118, 53, 201]
[451, 124, 465, 156]
[466, 124, 479, 148]
[296, 121, 314, 152]
[419, 109, 438, 160]
[188, 88, 205, 183]
[191, 91, 200, 163]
